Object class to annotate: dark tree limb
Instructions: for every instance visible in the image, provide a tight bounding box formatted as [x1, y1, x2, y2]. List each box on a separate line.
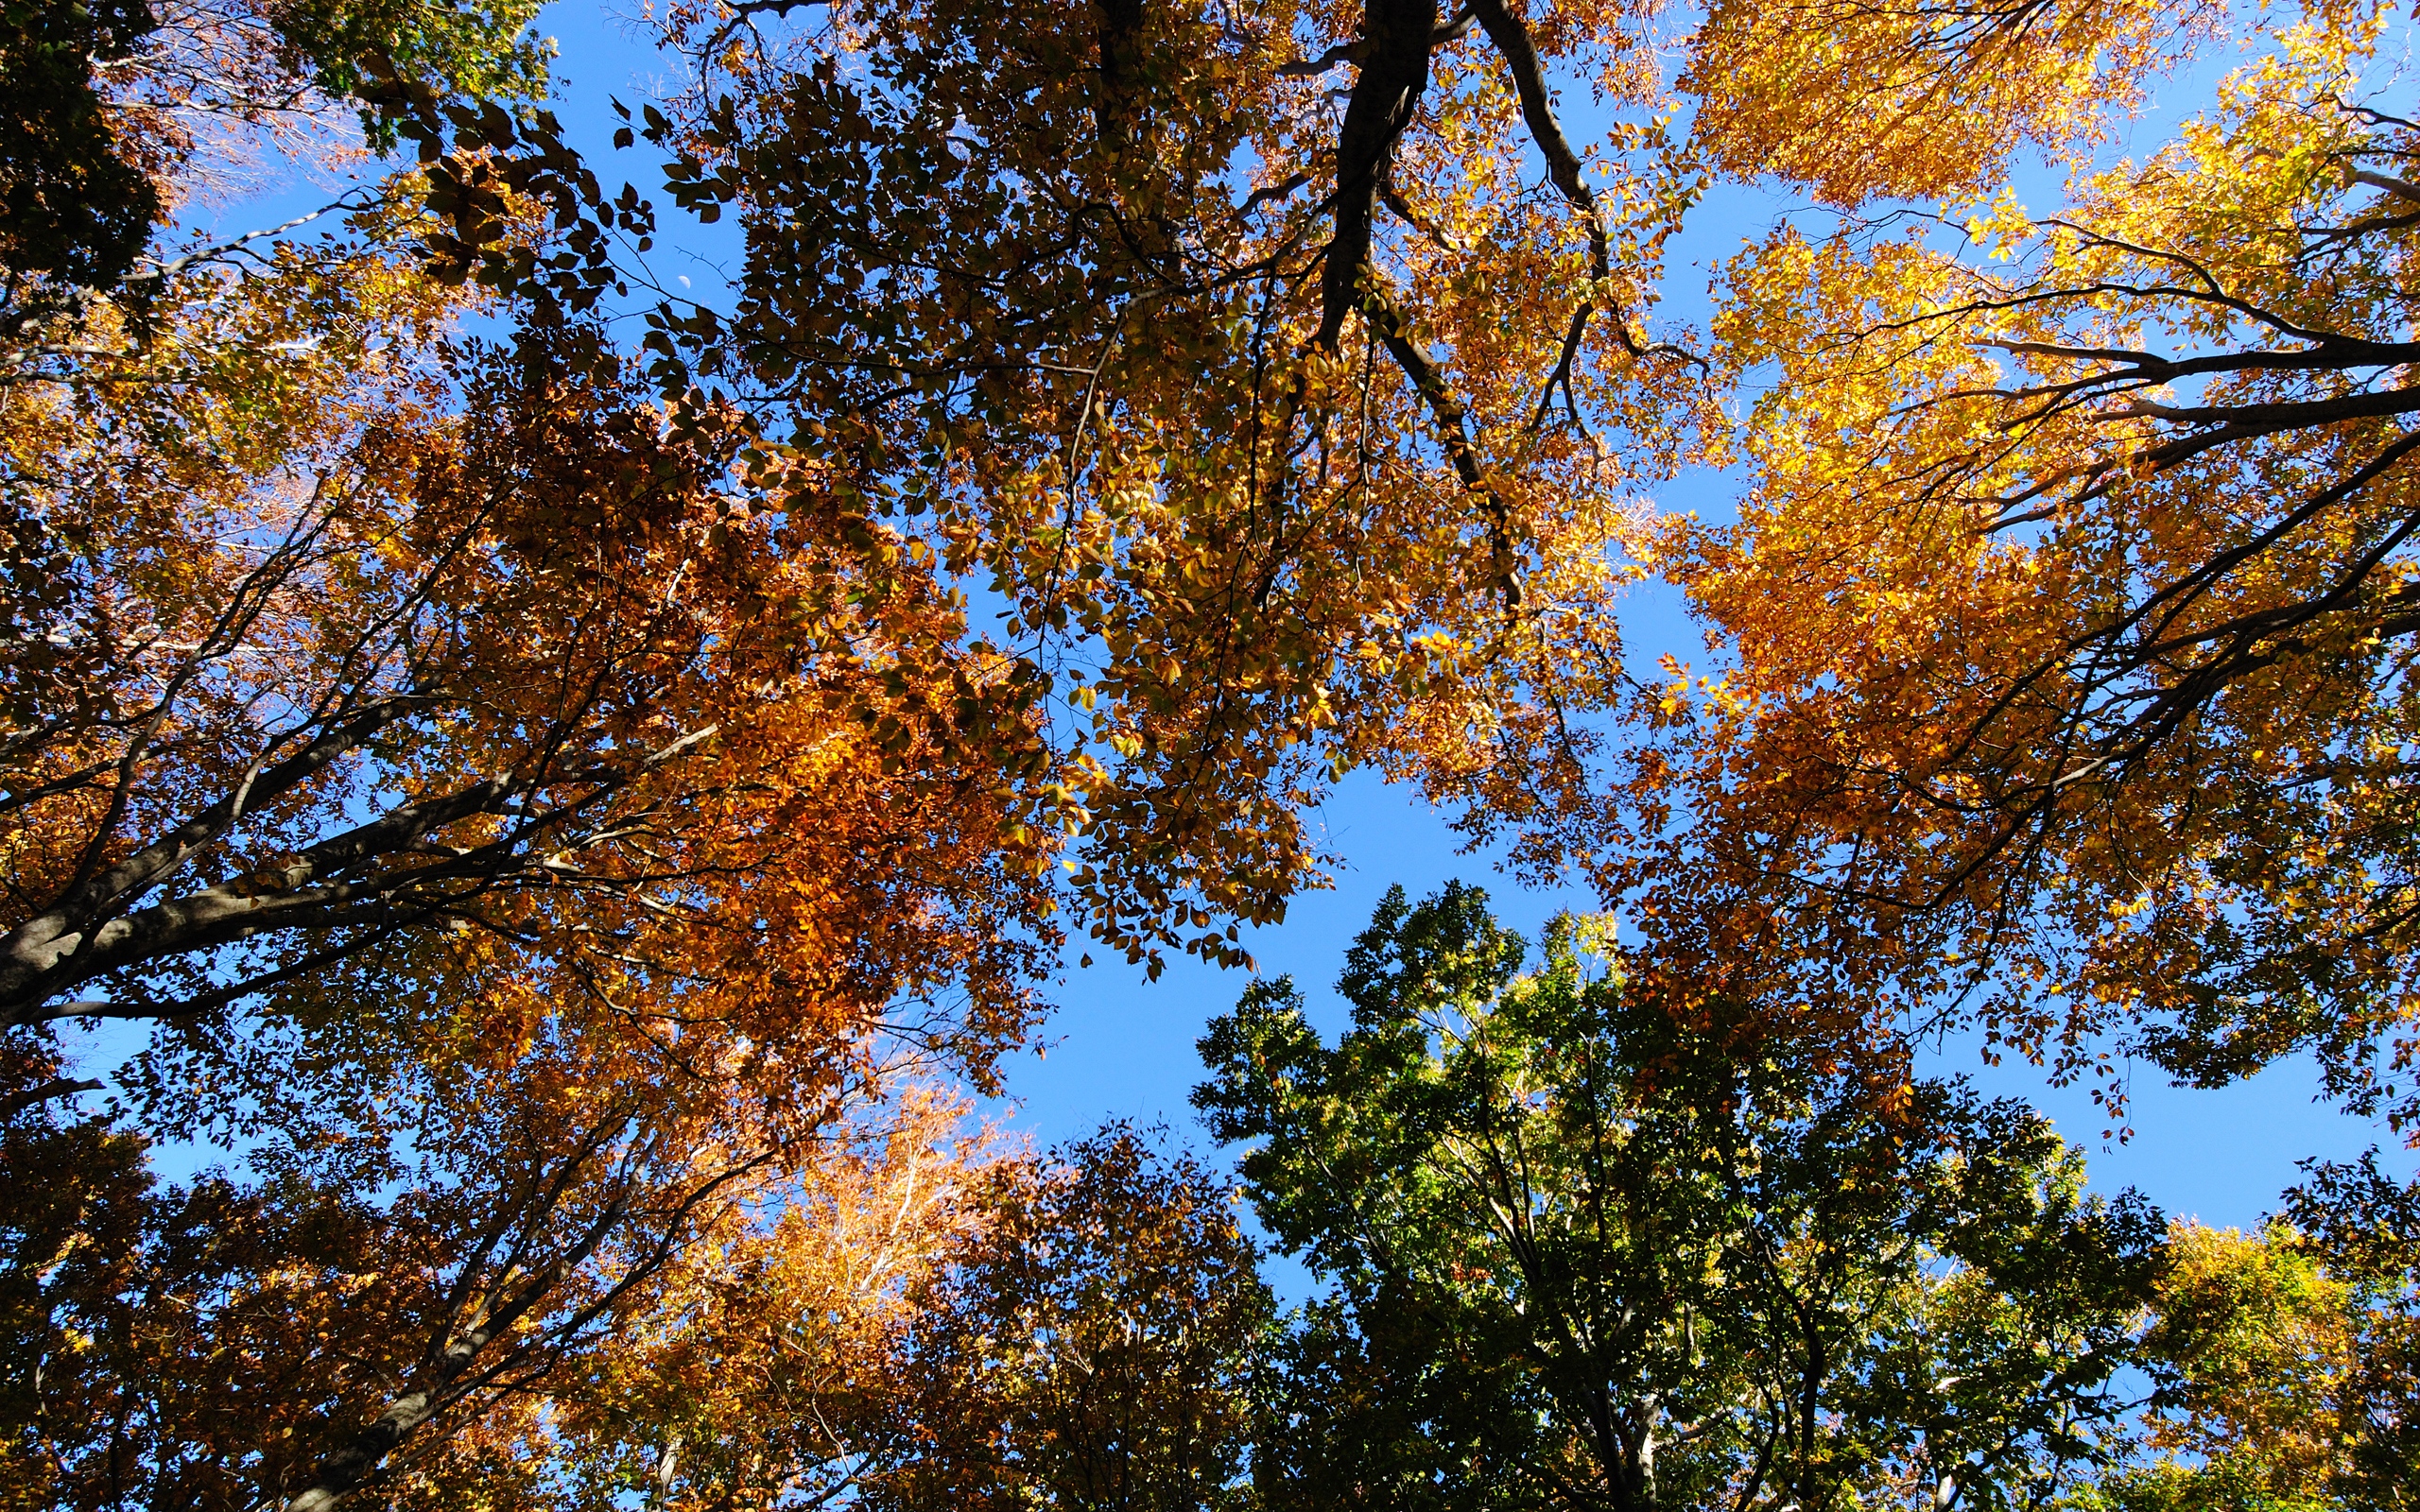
[1318, 0, 1441, 351]
[1469, 0, 1698, 433]
[0, 1075, 103, 1121]
[1360, 284, 1521, 607]
[0, 723, 720, 1026]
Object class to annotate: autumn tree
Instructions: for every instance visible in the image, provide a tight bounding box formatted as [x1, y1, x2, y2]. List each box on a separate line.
[1198, 884, 2169, 1512]
[1516, 0, 2420, 1152]
[519, 1089, 1005, 1512]
[2271, 1154, 2420, 1508]
[2113, 1223, 2363, 1511]
[2, 240, 1061, 1035]
[0, 197, 1093, 1498]
[0, 1033, 1010, 1512]
[2051, 1181, 2414, 1512]
[0, 82, 1085, 1497]
[6, 2, 1311, 1505]
[327, 1121, 1272, 1512]
[629, 0, 1725, 971]
[1, 2, 1373, 1495]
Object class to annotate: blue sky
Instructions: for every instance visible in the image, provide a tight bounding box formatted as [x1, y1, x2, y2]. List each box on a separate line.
[1007, 765, 2408, 1235]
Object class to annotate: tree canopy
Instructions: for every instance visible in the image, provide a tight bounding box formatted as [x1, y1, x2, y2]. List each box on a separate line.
[6, 0, 2420, 1504]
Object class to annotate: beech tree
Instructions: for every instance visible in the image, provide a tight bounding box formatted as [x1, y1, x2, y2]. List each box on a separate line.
[637, 0, 1720, 968]
[1, 3, 1306, 1498]
[1, 44, 1061, 1500]
[2, 266, 1057, 1044]
[2, 241, 1067, 1505]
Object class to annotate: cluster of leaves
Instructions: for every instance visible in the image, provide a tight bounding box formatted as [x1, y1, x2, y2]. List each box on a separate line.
[0, 0, 162, 288]
[0, 0, 553, 348]
[0, 1034, 1014, 1512]
[632, 0, 1718, 971]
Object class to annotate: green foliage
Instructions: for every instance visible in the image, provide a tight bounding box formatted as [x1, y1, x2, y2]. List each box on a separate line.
[0, 0, 548, 306]
[268, 0, 553, 148]
[1199, 884, 2169, 1512]
[0, 0, 161, 287]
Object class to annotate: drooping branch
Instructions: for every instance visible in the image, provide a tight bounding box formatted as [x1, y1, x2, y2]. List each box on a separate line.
[1359, 284, 1521, 607]
[1470, 0, 1698, 430]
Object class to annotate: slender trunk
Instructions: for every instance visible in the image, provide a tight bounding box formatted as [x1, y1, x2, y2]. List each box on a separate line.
[282, 1329, 489, 1512]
